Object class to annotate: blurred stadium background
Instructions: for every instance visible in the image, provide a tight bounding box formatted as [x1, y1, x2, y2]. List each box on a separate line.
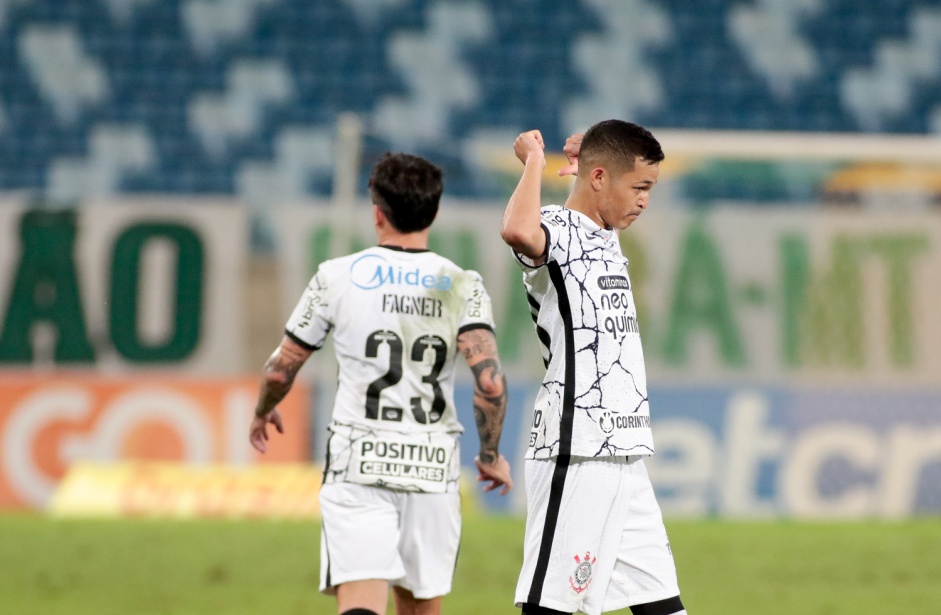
[1, 0, 941, 611]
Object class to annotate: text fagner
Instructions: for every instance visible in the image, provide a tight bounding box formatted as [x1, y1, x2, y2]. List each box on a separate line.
[382, 294, 443, 318]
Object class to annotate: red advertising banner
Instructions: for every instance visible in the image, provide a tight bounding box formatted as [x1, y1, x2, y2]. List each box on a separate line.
[0, 374, 309, 509]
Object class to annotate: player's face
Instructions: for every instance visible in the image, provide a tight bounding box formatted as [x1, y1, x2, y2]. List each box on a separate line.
[599, 160, 659, 230]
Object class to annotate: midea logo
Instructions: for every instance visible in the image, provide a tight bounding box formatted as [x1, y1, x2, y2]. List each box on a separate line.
[350, 253, 452, 291]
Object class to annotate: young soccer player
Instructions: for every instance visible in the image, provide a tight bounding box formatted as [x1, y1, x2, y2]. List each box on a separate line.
[250, 152, 512, 615]
[501, 121, 687, 615]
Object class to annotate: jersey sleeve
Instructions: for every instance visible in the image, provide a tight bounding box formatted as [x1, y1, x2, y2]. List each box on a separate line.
[457, 271, 496, 334]
[284, 266, 333, 350]
[513, 208, 565, 269]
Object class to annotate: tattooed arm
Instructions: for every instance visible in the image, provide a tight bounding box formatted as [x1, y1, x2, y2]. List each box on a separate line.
[249, 335, 314, 453]
[457, 327, 512, 494]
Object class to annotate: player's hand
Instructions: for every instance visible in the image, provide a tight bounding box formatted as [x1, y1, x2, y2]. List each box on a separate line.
[558, 132, 583, 176]
[249, 409, 284, 453]
[514, 130, 546, 168]
[474, 454, 512, 495]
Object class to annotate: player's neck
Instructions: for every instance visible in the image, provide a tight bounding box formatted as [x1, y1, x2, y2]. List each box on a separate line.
[564, 184, 607, 229]
[375, 227, 430, 251]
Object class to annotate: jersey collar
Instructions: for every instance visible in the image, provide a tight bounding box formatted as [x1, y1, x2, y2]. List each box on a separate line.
[378, 244, 430, 253]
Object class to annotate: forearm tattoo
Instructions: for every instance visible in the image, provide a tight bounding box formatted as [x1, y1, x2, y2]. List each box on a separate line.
[459, 329, 507, 465]
[254, 343, 308, 418]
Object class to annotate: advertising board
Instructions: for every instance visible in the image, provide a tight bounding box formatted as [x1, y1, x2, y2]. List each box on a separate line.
[0, 374, 309, 508]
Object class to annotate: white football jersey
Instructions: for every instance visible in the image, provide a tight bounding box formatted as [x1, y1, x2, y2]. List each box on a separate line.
[514, 206, 654, 459]
[285, 245, 495, 492]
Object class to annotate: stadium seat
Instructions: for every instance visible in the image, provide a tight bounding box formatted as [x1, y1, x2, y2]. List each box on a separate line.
[0, 0, 939, 203]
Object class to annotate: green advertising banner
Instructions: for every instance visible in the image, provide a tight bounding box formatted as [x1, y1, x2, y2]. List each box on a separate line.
[278, 203, 941, 386]
[0, 201, 247, 373]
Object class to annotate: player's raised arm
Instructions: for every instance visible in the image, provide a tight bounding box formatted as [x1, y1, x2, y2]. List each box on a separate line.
[500, 130, 548, 265]
[249, 335, 313, 453]
[457, 327, 512, 495]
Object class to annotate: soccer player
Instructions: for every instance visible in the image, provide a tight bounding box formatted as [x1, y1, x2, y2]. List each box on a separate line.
[500, 121, 687, 615]
[250, 152, 512, 615]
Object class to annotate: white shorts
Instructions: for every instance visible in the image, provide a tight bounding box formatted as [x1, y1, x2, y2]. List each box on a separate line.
[318, 482, 461, 599]
[515, 456, 680, 615]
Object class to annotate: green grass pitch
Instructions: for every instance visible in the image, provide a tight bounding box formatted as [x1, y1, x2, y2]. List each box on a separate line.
[3, 513, 940, 614]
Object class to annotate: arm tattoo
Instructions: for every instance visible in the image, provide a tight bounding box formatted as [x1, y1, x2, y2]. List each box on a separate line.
[254, 341, 310, 418]
[459, 329, 507, 465]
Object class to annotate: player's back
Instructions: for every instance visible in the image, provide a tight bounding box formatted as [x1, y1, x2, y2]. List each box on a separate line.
[331, 246, 492, 430]
[286, 246, 493, 491]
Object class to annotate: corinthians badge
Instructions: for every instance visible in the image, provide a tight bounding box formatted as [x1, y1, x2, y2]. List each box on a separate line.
[569, 551, 597, 594]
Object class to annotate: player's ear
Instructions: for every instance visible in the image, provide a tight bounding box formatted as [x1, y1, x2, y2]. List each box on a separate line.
[373, 204, 385, 227]
[589, 166, 606, 191]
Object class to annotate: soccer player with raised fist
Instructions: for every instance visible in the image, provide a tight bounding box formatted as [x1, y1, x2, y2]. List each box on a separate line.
[501, 121, 688, 615]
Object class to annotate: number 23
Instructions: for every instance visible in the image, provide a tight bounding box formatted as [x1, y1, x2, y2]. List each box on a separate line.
[364, 330, 447, 424]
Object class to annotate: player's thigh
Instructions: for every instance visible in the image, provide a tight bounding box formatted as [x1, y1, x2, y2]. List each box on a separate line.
[603, 459, 680, 611]
[319, 482, 405, 588]
[516, 457, 625, 614]
[396, 491, 461, 599]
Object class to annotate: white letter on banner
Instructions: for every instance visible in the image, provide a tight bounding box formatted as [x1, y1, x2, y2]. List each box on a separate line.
[70, 389, 214, 463]
[782, 424, 878, 518]
[721, 391, 784, 516]
[646, 420, 717, 516]
[879, 425, 941, 518]
[3, 388, 92, 506]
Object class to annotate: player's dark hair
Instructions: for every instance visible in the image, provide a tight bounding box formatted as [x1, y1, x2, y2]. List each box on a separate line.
[368, 152, 443, 233]
[578, 119, 664, 176]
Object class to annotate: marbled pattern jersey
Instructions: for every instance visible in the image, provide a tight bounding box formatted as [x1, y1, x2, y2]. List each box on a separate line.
[514, 206, 654, 459]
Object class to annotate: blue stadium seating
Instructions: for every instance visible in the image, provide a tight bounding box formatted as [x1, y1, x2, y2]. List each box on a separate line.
[0, 0, 939, 202]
